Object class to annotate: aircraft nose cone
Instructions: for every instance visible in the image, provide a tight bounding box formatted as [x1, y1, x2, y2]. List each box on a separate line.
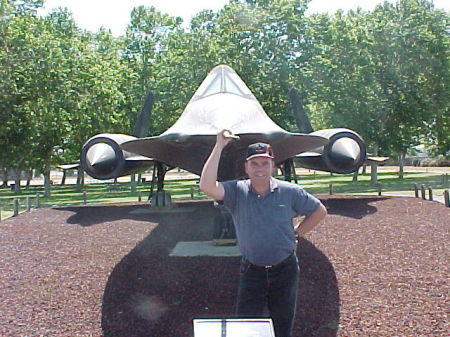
[329, 137, 361, 168]
[86, 143, 117, 175]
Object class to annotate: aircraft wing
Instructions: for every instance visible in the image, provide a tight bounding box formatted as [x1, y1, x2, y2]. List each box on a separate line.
[366, 156, 389, 164]
[122, 132, 326, 181]
[58, 163, 80, 170]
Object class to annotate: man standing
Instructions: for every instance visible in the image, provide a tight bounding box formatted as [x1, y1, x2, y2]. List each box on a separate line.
[199, 130, 327, 337]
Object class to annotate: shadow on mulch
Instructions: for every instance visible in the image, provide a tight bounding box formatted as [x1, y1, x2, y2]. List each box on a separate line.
[61, 204, 158, 227]
[72, 201, 342, 337]
[321, 196, 383, 219]
[295, 239, 340, 337]
[60, 196, 381, 226]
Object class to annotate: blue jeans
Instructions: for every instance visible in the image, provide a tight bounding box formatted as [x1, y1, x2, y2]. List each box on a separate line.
[236, 253, 300, 337]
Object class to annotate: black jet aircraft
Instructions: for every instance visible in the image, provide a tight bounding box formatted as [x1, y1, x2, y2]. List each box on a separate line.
[121, 65, 329, 181]
[80, 65, 369, 187]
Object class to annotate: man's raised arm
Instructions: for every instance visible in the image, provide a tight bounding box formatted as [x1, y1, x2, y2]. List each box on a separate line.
[199, 130, 236, 201]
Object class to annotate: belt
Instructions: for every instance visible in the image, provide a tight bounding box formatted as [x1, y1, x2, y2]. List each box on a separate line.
[245, 251, 296, 271]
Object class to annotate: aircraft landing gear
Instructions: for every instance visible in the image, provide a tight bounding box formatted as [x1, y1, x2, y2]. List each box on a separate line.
[149, 161, 172, 207]
[213, 202, 236, 246]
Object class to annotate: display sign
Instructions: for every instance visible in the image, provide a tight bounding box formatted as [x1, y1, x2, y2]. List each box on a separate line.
[193, 318, 275, 337]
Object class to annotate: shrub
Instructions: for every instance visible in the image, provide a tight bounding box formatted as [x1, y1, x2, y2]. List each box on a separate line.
[431, 156, 450, 167]
[419, 156, 450, 167]
[419, 158, 434, 167]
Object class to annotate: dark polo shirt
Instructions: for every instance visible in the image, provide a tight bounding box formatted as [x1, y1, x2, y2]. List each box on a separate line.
[221, 177, 320, 266]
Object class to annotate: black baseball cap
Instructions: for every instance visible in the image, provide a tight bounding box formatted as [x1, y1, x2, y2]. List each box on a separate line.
[246, 143, 274, 160]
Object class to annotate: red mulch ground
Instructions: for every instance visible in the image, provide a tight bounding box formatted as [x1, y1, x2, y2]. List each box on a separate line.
[0, 196, 448, 337]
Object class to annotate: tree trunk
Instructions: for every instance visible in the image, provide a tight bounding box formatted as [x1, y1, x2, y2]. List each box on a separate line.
[130, 174, 137, 193]
[352, 168, 359, 182]
[76, 167, 84, 191]
[61, 170, 66, 185]
[362, 165, 367, 175]
[26, 168, 32, 189]
[370, 164, 378, 185]
[12, 167, 21, 194]
[1, 168, 8, 188]
[43, 162, 51, 198]
[398, 152, 404, 179]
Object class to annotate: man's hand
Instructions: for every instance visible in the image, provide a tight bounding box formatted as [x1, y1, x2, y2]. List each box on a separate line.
[216, 129, 238, 149]
[295, 203, 327, 238]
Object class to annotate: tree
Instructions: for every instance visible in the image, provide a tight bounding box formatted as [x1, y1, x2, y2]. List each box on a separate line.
[369, 0, 450, 171]
[122, 6, 184, 136]
[0, 1, 44, 192]
[1, 3, 129, 193]
[297, 0, 449, 165]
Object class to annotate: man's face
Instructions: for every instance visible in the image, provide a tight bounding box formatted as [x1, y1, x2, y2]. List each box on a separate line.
[244, 157, 275, 182]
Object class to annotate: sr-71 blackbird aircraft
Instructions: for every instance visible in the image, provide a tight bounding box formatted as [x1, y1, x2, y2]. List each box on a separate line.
[80, 65, 367, 185]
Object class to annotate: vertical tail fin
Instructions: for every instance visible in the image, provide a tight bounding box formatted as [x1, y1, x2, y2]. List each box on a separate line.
[289, 88, 313, 133]
[132, 91, 155, 138]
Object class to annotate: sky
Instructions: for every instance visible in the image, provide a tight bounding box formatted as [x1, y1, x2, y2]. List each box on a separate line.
[39, 0, 450, 37]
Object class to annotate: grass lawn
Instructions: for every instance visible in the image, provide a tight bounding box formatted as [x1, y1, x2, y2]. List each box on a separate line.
[1, 169, 448, 220]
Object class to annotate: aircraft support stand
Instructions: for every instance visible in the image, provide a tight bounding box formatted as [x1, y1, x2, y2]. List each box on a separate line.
[149, 161, 172, 207]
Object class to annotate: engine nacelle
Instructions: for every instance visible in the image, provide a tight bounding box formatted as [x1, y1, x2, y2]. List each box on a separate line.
[295, 128, 367, 174]
[80, 133, 152, 180]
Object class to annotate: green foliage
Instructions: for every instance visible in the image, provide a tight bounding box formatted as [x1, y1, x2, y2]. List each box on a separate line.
[1, 3, 128, 173]
[122, 6, 185, 135]
[367, 0, 449, 156]
[300, 0, 450, 158]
